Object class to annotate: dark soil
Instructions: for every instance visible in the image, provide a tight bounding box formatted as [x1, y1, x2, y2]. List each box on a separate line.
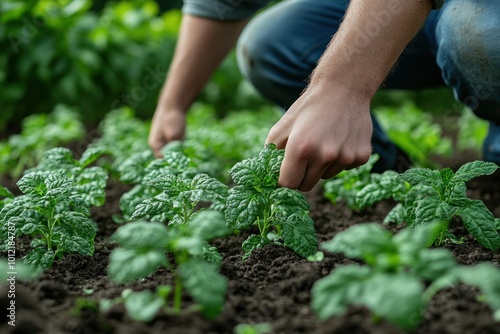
[1, 158, 500, 334]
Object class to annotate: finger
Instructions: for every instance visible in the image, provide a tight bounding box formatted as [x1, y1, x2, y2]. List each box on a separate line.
[298, 161, 330, 192]
[265, 118, 291, 149]
[148, 131, 166, 158]
[321, 162, 346, 180]
[279, 149, 308, 189]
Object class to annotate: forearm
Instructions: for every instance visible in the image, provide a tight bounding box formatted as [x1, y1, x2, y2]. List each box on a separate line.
[157, 14, 247, 112]
[311, 0, 432, 99]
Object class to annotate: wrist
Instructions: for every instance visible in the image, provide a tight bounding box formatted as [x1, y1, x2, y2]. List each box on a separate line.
[308, 69, 376, 105]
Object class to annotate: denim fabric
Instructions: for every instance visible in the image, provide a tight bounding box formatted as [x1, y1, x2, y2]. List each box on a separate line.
[237, 0, 500, 167]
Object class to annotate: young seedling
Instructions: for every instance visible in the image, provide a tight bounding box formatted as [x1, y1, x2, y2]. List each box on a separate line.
[107, 210, 230, 319]
[323, 154, 380, 210]
[27, 146, 108, 206]
[397, 161, 500, 251]
[130, 166, 228, 225]
[311, 222, 500, 330]
[96, 286, 174, 322]
[225, 144, 318, 259]
[0, 147, 107, 270]
[0, 171, 96, 269]
[117, 150, 204, 222]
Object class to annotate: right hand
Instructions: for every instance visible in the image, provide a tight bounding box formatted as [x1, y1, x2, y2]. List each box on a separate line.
[148, 108, 187, 158]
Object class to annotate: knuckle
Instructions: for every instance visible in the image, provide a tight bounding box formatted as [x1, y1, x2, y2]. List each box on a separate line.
[339, 153, 355, 167]
[356, 150, 372, 166]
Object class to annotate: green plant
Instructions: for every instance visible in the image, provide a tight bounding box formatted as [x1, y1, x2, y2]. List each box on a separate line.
[311, 222, 500, 330]
[27, 146, 108, 206]
[396, 161, 500, 251]
[323, 154, 381, 210]
[130, 172, 228, 225]
[98, 286, 173, 322]
[0, 147, 107, 270]
[117, 148, 225, 225]
[225, 144, 318, 259]
[0, 105, 85, 178]
[107, 210, 230, 319]
[117, 150, 200, 222]
[374, 102, 452, 167]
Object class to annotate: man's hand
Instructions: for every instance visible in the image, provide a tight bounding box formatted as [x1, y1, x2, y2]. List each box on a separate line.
[266, 83, 373, 192]
[148, 108, 186, 157]
[267, 0, 432, 191]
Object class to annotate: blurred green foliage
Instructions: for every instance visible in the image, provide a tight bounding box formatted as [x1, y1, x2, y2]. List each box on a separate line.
[0, 0, 180, 130]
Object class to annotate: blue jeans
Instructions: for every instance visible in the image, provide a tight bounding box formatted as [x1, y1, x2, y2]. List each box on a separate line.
[237, 0, 500, 168]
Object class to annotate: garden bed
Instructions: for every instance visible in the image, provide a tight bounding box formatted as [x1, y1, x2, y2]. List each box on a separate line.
[1, 154, 499, 334]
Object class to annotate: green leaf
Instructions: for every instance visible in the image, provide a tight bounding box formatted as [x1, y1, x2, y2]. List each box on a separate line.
[23, 248, 54, 270]
[108, 248, 168, 283]
[452, 263, 500, 311]
[270, 188, 310, 218]
[110, 221, 169, 249]
[311, 265, 424, 329]
[411, 249, 456, 280]
[79, 146, 107, 168]
[311, 265, 372, 319]
[242, 234, 269, 260]
[0, 184, 14, 198]
[282, 214, 318, 258]
[61, 235, 93, 255]
[452, 161, 499, 183]
[175, 236, 205, 257]
[179, 259, 227, 319]
[60, 211, 96, 240]
[0, 198, 29, 225]
[457, 199, 500, 251]
[159, 150, 191, 172]
[393, 221, 446, 257]
[398, 168, 440, 186]
[362, 272, 425, 329]
[123, 290, 165, 322]
[203, 244, 223, 265]
[383, 203, 406, 225]
[185, 173, 228, 203]
[439, 167, 454, 186]
[148, 174, 189, 197]
[451, 181, 467, 199]
[321, 223, 395, 261]
[17, 172, 48, 196]
[37, 147, 78, 170]
[190, 210, 230, 241]
[117, 150, 154, 184]
[414, 197, 452, 225]
[258, 143, 284, 187]
[20, 222, 40, 234]
[226, 186, 265, 229]
[229, 158, 265, 187]
[355, 183, 392, 210]
[131, 198, 172, 222]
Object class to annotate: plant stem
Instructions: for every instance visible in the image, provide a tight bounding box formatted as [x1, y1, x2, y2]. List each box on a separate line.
[173, 273, 182, 313]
